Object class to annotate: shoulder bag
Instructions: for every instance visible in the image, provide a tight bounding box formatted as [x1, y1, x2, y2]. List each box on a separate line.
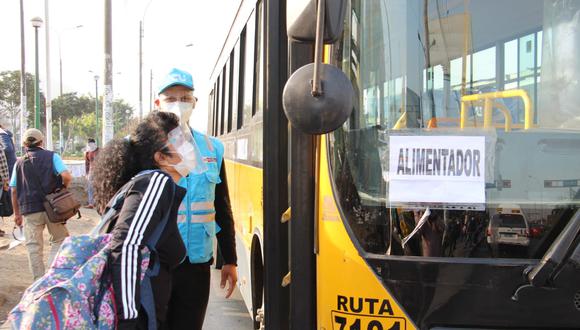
[25, 154, 81, 223]
[0, 189, 13, 217]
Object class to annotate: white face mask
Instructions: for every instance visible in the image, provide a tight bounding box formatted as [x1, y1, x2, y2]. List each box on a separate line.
[164, 101, 194, 124]
[167, 126, 207, 176]
[171, 160, 193, 178]
[87, 142, 97, 152]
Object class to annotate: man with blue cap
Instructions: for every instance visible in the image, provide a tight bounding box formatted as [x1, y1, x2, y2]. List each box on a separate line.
[155, 68, 237, 329]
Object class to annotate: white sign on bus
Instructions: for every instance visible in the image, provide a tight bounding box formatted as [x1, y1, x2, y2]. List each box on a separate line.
[395, 147, 482, 177]
[388, 135, 486, 205]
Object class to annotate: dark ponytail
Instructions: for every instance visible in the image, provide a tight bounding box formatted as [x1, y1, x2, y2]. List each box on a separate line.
[91, 111, 180, 212]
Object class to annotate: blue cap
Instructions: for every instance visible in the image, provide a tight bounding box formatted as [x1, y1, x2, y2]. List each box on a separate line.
[157, 68, 194, 94]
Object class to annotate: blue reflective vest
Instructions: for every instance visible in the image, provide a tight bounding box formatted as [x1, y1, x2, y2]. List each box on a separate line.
[176, 129, 224, 264]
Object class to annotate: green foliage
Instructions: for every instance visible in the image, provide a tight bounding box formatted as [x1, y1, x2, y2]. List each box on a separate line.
[1, 70, 136, 155]
[113, 99, 134, 134]
[0, 70, 36, 129]
[51, 93, 135, 154]
[51, 92, 95, 121]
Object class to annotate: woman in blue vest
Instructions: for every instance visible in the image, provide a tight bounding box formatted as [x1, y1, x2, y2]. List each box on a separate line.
[91, 111, 194, 329]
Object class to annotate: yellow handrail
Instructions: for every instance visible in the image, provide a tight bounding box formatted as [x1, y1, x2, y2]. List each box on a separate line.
[492, 102, 513, 132]
[392, 111, 407, 130]
[460, 89, 532, 130]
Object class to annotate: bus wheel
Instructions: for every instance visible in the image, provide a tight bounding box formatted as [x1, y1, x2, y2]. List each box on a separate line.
[251, 236, 264, 329]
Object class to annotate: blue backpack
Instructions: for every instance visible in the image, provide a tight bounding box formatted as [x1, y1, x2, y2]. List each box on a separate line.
[9, 171, 174, 330]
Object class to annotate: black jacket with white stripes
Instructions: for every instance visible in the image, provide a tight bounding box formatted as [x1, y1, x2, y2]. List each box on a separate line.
[107, 170, 187, 326]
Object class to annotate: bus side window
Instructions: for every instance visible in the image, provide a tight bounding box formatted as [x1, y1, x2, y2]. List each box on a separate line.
[213, 82, 218, 135]
[216, 75, 222, 136]
[221, 65, 227, 135]
[209, 89, 215, 135]
[229, 46, 238, 133]
[237, 29, 246, 129]
[253, 0, 264, 116]
[242, 10, 256, 126]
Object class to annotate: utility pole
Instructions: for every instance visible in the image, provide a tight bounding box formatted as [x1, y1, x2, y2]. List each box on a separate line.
[149, 69, 153, 110]
[103, 0, 114, 143]
[139, 0, 154, 118]
[94, 75, 99, 146]
[31, 17, 43, 130]
[139, 20, 143, 119]
[58, 25, 83, 96]
[19, 0, 27, 149]
[59, 117, 63, 154]
[45, 0, 53, 150]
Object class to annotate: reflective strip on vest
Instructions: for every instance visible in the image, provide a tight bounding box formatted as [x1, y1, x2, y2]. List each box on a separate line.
[204, 135, 214, 152]
[190, 201, 213, 211]
[178, 203, 186, 212]
[177, 213, 215, 223]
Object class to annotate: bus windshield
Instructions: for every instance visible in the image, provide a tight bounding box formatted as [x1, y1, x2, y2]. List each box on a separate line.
[330, 0, 580, 259]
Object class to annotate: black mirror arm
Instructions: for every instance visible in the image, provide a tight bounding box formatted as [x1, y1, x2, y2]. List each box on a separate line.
[312, 0, 325, 97]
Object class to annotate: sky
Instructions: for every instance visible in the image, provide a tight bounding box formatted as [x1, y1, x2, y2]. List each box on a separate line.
[0, 0, 241, 132]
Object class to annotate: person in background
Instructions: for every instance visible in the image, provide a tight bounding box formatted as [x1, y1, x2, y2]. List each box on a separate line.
[91, 111, 187, 329]
[0, 146, 9, 189]
[155, 68, 237, 330]
[10, 128, 72, 280]
[0, 122, 17, 236]
[0, 122, 17, 177]
[0, 146, 10, 235]
[84, 138, 100, 209]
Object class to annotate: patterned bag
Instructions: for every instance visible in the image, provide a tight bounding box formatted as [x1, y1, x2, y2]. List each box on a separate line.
[8, 170, 174, 330]
[8, 234, 152, 330]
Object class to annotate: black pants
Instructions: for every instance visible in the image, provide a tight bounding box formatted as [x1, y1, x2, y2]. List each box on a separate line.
[165, 261, 211, 330]
[119, 266, 172, 330]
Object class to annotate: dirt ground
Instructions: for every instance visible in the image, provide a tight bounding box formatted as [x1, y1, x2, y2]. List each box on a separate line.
[0, 207, 100, 324]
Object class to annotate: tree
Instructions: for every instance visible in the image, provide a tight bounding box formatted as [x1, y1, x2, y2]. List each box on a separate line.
[51, 93, 95, 154]
[51, 93, 136, 154]
[52, 92, 94, 121]
[0, 70, 37, 132]
[113, 98, 134, 136]
[1, 70, 137, 155]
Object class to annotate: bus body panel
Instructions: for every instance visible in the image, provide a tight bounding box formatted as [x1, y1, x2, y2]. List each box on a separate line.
[223, 146, 264, 319]
[317, 135, 417, 330]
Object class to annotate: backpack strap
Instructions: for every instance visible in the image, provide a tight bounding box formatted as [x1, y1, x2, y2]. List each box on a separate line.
[91, 170, 166, 237]
[140, 177, 175, 330]
[90, 186, 129, 236]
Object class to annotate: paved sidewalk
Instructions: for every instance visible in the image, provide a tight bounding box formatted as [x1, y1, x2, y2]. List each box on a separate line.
[204, 268, 253, 329]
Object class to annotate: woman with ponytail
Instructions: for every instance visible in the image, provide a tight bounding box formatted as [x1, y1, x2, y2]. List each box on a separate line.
[91, 111, 189, 329]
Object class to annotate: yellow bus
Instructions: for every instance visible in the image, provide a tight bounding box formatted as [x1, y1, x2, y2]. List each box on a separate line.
[208, 1, 580, 329]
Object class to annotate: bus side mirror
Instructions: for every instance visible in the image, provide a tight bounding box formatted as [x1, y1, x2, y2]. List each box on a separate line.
[287, 0, 347, 43]
[283, 0, 353, 135]
[283, 63, 353, 135]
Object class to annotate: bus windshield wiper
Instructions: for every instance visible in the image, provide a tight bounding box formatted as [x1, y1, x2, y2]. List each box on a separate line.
[521, 208, 580, 290]
[512, 208, 580, 301]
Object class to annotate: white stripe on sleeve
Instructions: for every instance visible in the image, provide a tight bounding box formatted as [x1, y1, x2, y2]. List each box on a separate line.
[127, 175, 168, 316]
[119, 172, 168, 319]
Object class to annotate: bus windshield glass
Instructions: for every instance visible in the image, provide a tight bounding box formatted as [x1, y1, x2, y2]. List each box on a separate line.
[330, 0, 580, 259]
